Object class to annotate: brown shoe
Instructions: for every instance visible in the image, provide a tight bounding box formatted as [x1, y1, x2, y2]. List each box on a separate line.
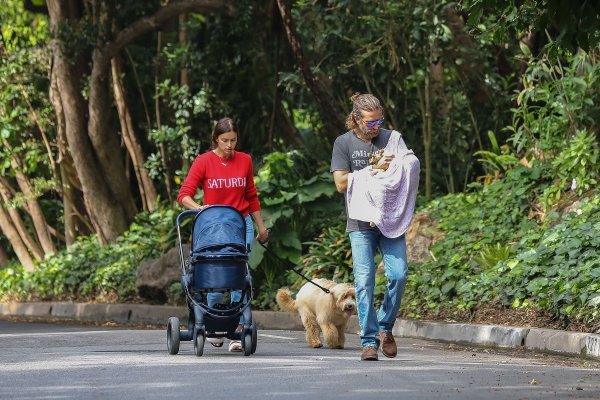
[379, 331, 397, 358]
[361, 346, 378, 361]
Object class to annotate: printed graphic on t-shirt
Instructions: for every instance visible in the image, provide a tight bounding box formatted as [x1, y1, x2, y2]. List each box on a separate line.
[206, 177, 247, 189]
[351, 150, 369, 169]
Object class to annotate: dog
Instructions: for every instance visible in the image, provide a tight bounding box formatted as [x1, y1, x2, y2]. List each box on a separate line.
[276, 278, 356, 349]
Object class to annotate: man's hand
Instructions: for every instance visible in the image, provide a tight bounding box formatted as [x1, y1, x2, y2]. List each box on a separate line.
[375, 153, 395, 171]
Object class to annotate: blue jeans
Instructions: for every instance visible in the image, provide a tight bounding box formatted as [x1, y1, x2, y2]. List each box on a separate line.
[208, 215, 254, 316]
[348, 230, 408, 348]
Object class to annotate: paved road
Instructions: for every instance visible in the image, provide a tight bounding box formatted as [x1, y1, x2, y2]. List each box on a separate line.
[1, 320, 599, 400]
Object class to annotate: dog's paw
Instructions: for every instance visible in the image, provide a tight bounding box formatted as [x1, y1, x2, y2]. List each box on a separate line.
[309, 342, 323, 348]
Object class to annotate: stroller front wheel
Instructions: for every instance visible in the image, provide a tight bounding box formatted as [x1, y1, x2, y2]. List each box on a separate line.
[242, 331, 252, 356]
[193, 328, 205, 357]
[251, 322, 257, 354]
[167, 317, 180, 355]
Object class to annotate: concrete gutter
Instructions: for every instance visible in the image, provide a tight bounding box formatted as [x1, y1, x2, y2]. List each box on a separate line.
[1, 302, 599, 360]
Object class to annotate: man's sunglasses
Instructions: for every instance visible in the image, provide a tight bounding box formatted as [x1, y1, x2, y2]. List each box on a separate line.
[361, 117, 384, 128]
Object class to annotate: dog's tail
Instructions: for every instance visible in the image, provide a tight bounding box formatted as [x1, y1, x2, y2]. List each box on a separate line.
[276, 288, 297, 313]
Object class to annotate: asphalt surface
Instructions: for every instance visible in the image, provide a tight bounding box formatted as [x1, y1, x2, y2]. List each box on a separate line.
[1, 301, 599, 361]
[1, 319, 599, 400]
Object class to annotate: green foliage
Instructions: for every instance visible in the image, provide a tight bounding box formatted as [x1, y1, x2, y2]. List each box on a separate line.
[290, 0, 516, 194]
[167, 282, 184, 306]
[296, 217, 353, 290]
[540, 129, 599, 210]
[472, 243, 512, 271]
[403, 166, 599, 327]
[0, 3, 58, 244]
[147, 80, 224, 185]
[474, 131, 519, 179]
[0, 0, 47, 51]
[462, 0, 600, 52]
[488, 197, 600, 323]
[404, 165, 546, 317]
[0, 206, 178, 302]
[508, 48, 599, 155]
[507, 47, 599, 212]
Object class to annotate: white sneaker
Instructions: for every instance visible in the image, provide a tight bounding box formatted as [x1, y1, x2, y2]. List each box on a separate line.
[207, 337, 224, 347]
[228, 340, 242, 352]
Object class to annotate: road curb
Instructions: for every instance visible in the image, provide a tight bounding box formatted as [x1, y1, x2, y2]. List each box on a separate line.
[393, 318, 529, 348]
[1, 302, 598, 360]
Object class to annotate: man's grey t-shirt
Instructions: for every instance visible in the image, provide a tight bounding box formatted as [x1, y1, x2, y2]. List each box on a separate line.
[330, 128, 392, 232]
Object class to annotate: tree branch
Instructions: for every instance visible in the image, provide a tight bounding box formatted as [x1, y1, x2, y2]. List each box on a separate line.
[103, 0, 232, 63]
[276, 0, 344, 141]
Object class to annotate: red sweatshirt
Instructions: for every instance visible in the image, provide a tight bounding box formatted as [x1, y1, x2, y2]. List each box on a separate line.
[177, 151, 261, 216]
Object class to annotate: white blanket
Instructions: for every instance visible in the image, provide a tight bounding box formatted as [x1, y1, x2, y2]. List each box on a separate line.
[346, 130, 420, 238]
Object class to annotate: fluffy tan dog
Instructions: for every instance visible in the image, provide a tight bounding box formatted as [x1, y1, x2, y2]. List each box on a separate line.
[276, 278, 356, 349]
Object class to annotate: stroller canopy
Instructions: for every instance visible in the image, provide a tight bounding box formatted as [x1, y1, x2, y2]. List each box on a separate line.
[191, 205, 248, 259]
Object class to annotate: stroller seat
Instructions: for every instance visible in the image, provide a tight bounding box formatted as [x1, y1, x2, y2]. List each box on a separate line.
[189, 205, 249, 295]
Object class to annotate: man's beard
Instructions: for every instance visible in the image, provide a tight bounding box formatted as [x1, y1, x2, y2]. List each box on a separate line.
[357, 124, 379, 139]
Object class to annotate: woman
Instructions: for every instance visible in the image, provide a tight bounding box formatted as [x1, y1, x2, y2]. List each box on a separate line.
[178, 117, 269, 352]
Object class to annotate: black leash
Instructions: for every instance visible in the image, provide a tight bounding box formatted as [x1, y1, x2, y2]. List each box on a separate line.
[258, 230, 330, 294]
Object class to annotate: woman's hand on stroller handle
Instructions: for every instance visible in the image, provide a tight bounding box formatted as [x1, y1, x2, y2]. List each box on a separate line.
[256, 228, 271, 244]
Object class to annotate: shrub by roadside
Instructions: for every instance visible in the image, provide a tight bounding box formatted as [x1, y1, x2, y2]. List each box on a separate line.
[0, 207, 178, 303]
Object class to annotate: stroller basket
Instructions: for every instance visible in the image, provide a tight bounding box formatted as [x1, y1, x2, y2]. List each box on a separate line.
[192, 257, 247, 290]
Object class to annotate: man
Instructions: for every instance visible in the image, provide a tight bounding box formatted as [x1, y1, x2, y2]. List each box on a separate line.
[330, 93, 419, 361]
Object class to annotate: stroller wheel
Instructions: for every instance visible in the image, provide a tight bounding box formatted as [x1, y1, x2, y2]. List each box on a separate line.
[167, 317, 180, 355]
[251, 322, 257, 354]
[242, 331, 252, 356]
[193, 328, 205, 357]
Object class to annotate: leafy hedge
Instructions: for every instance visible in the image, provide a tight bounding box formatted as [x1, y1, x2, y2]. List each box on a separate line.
[0, 208, 178, 303]
[404, 165, 599, 328]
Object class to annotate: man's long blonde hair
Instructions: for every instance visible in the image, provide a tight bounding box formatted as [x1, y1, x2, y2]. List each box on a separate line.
[345, 93, 383, 130]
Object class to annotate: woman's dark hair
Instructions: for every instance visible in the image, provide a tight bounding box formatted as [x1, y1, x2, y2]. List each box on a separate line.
[211, 117, 238, 148]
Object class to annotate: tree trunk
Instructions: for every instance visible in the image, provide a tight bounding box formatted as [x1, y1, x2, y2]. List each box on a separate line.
[50, 68, 91, 246]
[0, 205, 35, 271]
[179, 14, 190, 87]
[404, 46, 432, 198]
[47, 0, 231, 242]
[0, 245, 9, 268]
[275, 99, 303, 146]
[50, 69, 77, 246]
[276, 0, 344, 142]
[111, 55, 159, 212]
[47, 50, 113, 243]
[0, 176, 44, 261]
[155, 31, 174, 204]
[0, 138, 56, 256]
[262, 9, 302, 148]
[11, 161, 57, 255]
[424, 74, 433, 198]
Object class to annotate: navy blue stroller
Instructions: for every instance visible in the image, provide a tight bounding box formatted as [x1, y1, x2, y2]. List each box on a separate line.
[166, 205, 257, 356]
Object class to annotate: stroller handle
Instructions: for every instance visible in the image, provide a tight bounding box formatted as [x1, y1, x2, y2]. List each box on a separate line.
[176, 209, 201, 228]
[175, 209, 202, 278]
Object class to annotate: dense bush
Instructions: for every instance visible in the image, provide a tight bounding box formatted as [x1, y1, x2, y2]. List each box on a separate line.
[0, 207, 178, 302]
[404, 171, 599, 328]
